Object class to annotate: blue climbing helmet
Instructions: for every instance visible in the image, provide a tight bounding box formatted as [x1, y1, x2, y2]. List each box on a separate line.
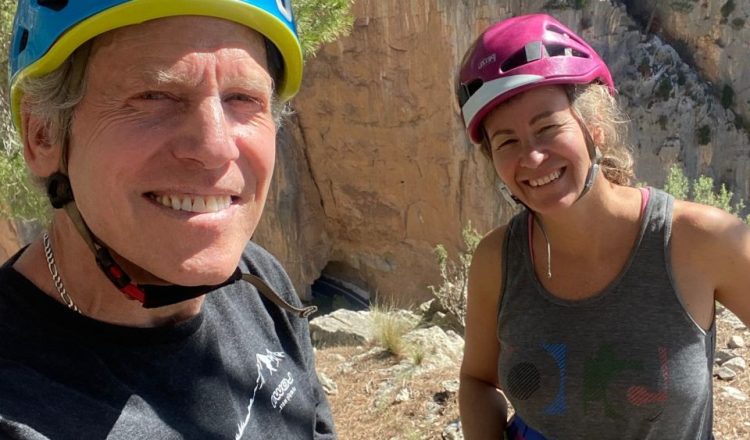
[8, 0, 304, 130]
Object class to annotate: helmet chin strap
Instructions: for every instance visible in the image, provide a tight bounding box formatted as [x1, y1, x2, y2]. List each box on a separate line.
[45, 172, 316, 316]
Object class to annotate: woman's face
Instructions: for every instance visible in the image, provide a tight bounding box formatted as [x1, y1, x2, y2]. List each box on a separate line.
[483, 86, 591, 214]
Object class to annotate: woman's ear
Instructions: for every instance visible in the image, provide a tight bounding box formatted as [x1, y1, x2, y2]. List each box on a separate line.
[21, 104, 63, 178]
[590, 125, 605, 147]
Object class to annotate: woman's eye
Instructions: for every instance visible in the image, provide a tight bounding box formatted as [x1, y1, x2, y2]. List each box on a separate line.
[493, 139, 516, 151]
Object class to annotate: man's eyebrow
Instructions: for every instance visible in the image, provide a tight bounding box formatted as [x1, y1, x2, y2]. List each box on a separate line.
[133, 68, 272, 93]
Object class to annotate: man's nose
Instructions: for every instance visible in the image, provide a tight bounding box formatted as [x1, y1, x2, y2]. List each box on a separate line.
[173, 97, 239, 168]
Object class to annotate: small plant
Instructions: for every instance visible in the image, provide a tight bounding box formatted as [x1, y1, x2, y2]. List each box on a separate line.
[638, 57, 651, 77]
[295, 0, 355, 58]
[657, 115, 668, 130]
[676, 70, 686, 86]
[721, 0, 736, 19]
[664, 164, 690, 200]
[655, 78, 673, 101]
[721, 84, 734, 109]
[370, 303, 415, 357]
[428, 223, 482, 332]
[696, 124, 712, 145]
[408, 345, 425, 366]
[669, 0, 698, 13]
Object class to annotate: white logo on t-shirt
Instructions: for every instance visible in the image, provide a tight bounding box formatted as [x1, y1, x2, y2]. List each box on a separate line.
[234, 349, 300, 439]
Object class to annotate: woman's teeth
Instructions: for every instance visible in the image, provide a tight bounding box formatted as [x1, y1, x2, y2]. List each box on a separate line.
[153, 194, 232, 213]
[529, 170, 562, 188]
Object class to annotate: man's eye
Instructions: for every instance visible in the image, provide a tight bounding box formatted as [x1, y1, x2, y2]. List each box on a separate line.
[225, 93, 261, 104]
[140, 92, 168, 100]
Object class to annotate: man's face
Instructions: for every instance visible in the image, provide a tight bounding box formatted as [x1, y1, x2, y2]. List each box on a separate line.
[67, 16, 276, 286]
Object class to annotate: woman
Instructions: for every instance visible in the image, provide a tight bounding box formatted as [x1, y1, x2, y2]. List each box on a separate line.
[456, 13, 750, 439]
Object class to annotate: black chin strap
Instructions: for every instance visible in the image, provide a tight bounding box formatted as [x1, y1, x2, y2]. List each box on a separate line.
[46, 172, 316, 317]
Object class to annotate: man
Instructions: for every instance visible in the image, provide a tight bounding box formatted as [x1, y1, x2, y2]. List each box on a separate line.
[0, 1, 336, 439]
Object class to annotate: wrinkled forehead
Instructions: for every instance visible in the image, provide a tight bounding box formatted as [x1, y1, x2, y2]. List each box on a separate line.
[82, 16, 271, 89]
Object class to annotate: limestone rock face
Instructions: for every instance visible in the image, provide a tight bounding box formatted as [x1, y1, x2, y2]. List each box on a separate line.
[250, 0, 750, 304]
[624, 0, 750, 129]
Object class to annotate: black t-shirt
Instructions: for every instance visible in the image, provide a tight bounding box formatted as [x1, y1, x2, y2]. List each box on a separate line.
[0, 242, 335, 439]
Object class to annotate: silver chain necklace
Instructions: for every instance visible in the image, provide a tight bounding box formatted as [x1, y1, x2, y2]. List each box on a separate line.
[43, 232, 81, 314]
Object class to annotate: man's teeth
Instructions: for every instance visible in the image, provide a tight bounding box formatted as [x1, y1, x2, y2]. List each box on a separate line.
[154, 195, 232, 213]
[529, 170, 562, 188]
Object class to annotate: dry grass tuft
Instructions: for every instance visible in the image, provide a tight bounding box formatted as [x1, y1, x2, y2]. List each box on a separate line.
[370, 303, 416, 358]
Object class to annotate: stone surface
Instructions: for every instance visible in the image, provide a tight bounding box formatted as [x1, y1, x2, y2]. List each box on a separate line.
[442, 419, 464, 440]
[318, 372, 338, 396]
[723, 356, 747, 373]
[715, 366, 737, 381]
[729, 335, 746, 349]
[624, 1, 750, 134]
[402, 326, 464, 370]
[721, 385, 749, 402]
[309, 309, 373, 348]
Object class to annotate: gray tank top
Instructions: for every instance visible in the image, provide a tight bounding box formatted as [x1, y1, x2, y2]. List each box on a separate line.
[497, 188, 715, 439]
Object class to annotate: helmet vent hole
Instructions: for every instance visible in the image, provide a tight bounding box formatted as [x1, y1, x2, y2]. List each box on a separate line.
[546, 44, 589, 59]
[36, 0, 68, 11]
[16, 28, 29, 54]
[500, 48, 530, 72]
[545, 24, 569, 37]
[465, 79, 484, 96]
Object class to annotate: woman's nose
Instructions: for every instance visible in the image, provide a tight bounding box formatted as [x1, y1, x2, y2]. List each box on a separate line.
[518, 142, 547, 169]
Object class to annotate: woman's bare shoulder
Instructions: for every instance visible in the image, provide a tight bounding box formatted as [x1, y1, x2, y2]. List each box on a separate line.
[672, 199, 747, 242]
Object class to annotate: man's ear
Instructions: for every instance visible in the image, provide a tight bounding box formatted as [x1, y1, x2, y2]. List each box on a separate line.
[21, 104, 63, 178]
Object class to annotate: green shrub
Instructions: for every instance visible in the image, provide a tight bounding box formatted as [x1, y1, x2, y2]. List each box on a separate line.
[721, 84, 735, 109]
[663, 165, 690, 200]
[428, 223, 482, 332]
[721, 0, 736, 18]
[669, 0, 698, 13]
[296, 0, 355, 58]
[696, 125, 712, 145]
[663, 164, 747, 220]
[655, 78, 673, 101]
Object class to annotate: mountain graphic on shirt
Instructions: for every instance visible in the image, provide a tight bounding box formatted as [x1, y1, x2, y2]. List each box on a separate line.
[235, 349, 286, 439]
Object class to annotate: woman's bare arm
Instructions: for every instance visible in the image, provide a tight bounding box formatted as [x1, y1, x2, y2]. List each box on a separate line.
[460, 225, 509, 439]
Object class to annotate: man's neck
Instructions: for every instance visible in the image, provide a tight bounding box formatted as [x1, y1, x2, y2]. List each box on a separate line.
[13, 212, 204, 327]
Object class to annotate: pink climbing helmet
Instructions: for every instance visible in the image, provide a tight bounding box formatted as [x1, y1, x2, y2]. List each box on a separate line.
[457, 13, 614, 143]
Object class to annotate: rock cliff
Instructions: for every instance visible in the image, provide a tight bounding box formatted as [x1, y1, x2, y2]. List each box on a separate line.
[254, 0, 750, 304]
